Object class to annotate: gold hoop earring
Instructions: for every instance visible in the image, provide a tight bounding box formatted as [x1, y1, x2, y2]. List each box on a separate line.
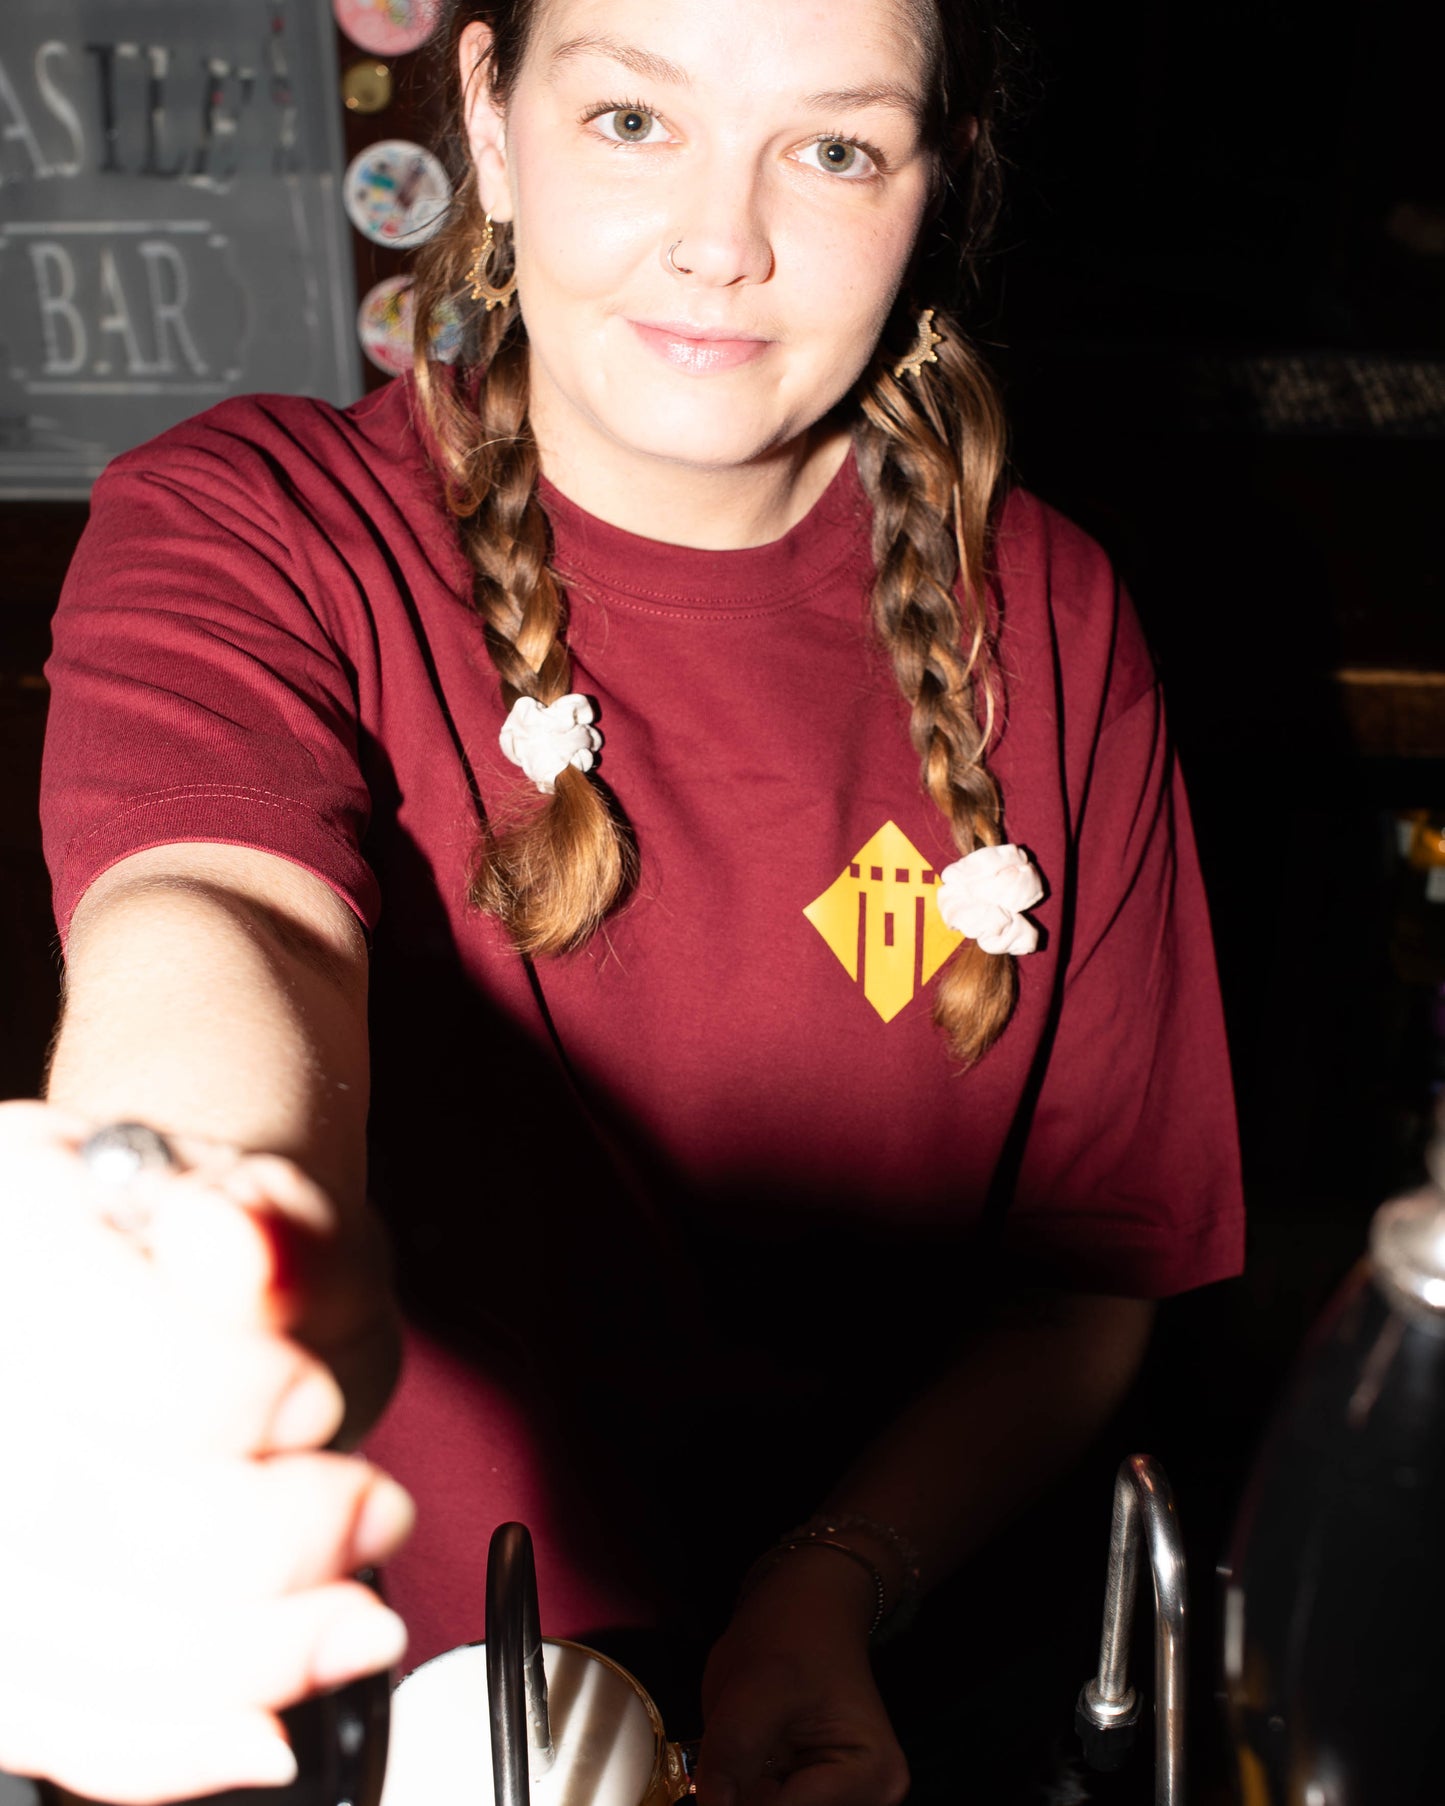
[467, 214, 518, 311]
[893, 308, 943, 380]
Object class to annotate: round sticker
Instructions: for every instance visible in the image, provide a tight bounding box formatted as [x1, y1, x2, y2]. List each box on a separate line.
[344, 140, 451, 250]
[341, 59, 394, 116]
[358, 276, 464, 377]
[333, 0, 442, 58]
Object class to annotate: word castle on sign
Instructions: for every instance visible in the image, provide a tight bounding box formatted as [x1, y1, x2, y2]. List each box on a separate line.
[0, 0, 360, 499]
[0, 35, 300, 188]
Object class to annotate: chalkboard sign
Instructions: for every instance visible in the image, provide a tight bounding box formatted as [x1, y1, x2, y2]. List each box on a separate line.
[0, 0, 362, 499]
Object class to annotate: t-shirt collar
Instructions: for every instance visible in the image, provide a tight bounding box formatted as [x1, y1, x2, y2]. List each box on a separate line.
[538, 445, 870, 612]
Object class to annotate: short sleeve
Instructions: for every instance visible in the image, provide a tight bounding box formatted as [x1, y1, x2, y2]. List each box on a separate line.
[41, 413, 381, 943]
[1003, 653, 1244, 1298]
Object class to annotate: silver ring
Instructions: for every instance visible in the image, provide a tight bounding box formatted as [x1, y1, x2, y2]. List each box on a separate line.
[666, 239, 691, 275]
[80, 1122, 177, 1236]
[81, 1121, 177, 1185]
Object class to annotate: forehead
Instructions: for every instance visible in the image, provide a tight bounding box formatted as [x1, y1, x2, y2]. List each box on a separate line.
[525, 0, 934, 101]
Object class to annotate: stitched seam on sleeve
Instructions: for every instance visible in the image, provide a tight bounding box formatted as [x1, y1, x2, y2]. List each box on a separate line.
[69, 784, 356, 853]
[1012, 1205, 1235, 1245]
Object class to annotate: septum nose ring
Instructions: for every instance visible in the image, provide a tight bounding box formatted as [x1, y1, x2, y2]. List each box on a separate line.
[666, 239, 692, 275]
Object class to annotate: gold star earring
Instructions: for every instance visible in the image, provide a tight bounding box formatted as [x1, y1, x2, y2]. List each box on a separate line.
[893, 308, 944, 380]
[467, 214, 518, 311]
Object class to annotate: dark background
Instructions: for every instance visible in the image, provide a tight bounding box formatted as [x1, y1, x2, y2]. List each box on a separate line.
[1, 3, 1442, 1799]
[974, 1, 1444, 1796]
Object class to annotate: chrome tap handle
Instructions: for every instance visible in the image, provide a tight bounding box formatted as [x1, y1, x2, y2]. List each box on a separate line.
[1076, 1454, 1187, 1806]
[486, 1522, 555, 1806]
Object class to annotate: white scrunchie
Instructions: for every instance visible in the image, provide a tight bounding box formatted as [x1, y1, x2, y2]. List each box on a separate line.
[936, 843, 1045, 956]
[499, 694, 602, 794]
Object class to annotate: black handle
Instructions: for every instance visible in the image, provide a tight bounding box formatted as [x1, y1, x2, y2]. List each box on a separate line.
[275, 1665, 391, 1806]
[1074, 1688, 1141, 1774]
[486, 1522, 553, 1806]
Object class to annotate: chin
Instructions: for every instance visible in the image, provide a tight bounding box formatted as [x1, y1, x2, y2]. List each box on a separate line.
[592, 386, 816, 473]
[633, 428, 795, 474]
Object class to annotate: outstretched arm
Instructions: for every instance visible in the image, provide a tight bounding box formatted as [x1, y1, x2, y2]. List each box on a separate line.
[700, 1288, 1155, 1806]
[0, 841, 410, 1800]
[48, 839, 399, 1441]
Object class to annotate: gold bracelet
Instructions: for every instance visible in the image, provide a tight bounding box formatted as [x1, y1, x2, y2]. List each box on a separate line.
[744, 1534, 887, 1639]
[799, 1513, 922, 1630]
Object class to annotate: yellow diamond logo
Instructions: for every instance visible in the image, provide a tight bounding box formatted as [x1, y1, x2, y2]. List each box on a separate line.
[803, 821, 963, 1023]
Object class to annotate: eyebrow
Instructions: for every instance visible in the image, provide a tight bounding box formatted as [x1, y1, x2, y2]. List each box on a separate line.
[800, 83, 926, 123]
[546, 35, 926, 122]
[547, 33, 693, 89]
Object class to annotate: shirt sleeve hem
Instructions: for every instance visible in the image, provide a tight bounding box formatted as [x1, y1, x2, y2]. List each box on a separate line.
[1001, 1212, 1246, 1300]
[50, 785, 380, 947]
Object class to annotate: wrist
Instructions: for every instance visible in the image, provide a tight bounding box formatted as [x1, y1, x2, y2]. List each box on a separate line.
[804, 1512, 922, 1628]
[741, 1513, 923, 1647]
[739, 1537, 885, 1643]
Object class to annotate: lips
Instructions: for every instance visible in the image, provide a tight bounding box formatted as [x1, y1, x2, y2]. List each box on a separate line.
[627, 319, 772, 375]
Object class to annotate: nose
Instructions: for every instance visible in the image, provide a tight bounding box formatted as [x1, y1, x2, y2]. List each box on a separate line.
[665, 160, 774, 287]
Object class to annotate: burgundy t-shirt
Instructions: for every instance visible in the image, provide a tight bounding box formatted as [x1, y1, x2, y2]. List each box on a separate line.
[42, 378, 1242, 1665]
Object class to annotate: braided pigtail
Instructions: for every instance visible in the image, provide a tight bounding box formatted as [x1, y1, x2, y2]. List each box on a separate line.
[412, 205, 636, 956]
[854, 317, 1014, 1067]
[410, 2, 1016, 993]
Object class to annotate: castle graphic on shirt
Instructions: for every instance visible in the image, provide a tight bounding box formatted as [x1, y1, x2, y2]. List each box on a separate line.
[804, 821, 963, 1023]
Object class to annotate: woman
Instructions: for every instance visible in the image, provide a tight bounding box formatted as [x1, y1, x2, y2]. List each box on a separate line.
[1, 0, 1242, 1800]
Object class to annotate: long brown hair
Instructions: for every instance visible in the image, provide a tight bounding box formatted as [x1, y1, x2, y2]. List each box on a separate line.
[413, 0, 1017, 1065]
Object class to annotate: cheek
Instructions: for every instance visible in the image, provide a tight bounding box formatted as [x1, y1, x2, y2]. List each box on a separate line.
[796, 209, 921, 333]
[509, 147, 657, 300]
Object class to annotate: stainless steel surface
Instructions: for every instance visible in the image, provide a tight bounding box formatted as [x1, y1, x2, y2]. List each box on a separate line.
[486, 1522, 555, 1806]
[1078, 1454, 1188, 1806]
[1369, 1138, 1445, 1321]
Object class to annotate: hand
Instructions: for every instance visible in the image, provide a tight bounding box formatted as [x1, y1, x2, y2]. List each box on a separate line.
[698, 1550, 909, 1806]
[0, 1101, 415, 1803]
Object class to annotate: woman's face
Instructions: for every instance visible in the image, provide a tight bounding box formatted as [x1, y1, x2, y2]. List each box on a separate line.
[463, 0, 936, 490]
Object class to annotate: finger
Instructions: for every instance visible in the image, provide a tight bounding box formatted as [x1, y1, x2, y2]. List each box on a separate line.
[161, 1152, 343, 1332]
[142, 1174, 283, 1324]
[729, 1779, 785, 1806]
[0, 1692, 297, 1806]
[777, 1747, 910, 1806]
[5, 1450, 415, 1600]
[3, 1288, 345, 1457]
[102, 1149, 383, 1395]
[3, 1108, 344, 1342]
[104, 1146, 340, 1340]
[700, 1663, 799, 1802]
[1, 1156, 349, 1456]
[0, 1097, 95, 1148]
[0, 1097, 132, 1151]
[13, 1576, 408, 1713]
[0, 1114, 274, 1326]
[0, 1109, 365, 1458]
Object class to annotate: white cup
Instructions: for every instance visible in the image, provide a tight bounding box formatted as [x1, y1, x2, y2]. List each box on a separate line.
[380, 1639, 689, 1806]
